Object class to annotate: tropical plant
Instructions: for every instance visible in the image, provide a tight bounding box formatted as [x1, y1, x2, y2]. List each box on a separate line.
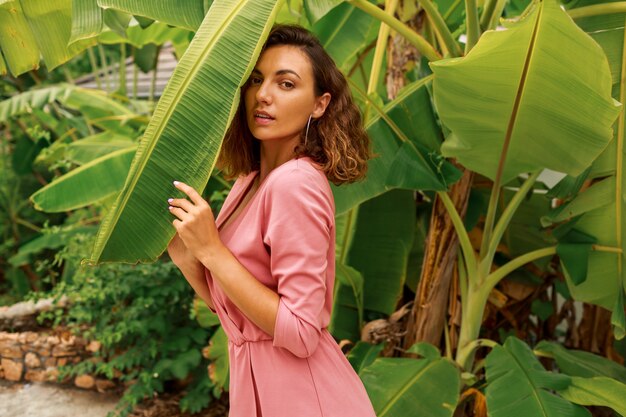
[3, 0, 626, 416]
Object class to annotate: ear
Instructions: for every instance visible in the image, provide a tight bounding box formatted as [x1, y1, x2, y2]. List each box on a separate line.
[312, 92, 331, 119]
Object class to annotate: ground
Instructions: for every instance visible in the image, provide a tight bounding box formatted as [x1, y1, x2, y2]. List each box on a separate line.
[0, 380, 229, 417]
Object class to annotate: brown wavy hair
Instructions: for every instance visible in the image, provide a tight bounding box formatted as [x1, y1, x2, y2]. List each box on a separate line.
[216, 23, 372, 186]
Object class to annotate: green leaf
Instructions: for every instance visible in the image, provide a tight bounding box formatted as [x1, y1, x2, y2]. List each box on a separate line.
[0, 84, 74, 123]
[97, 0, 208, 31]
[334, 77, 461, 215]
[69, 0, 104, 45]
[346, 189, 415, 314]
[64, 131, 137, 165]
[30, 147, 136, 212]
[302, 0, 343, 24]
[485, 336, 590, 417]
[360, 357, 460, 417]
[87, 0, 283, 264]
[8, 226, 97, 267]
[406, 342, 441, 360]
[346, 341, 385, 374]
[329, 262, 364, 341]
[430, 0, 620, 183]
[193, 297, 220, 328]
[98, 20, 191, 48]
[206, 326, 229, 389]
[0, 52, 7, 77]
[0, 0, 41, 77]
[20, 0, 97, 72]
[558, 376, 626, 416]
[534, 340, 626, 384]
[555, 228, 597, 286]
[314, 1, 379, 73]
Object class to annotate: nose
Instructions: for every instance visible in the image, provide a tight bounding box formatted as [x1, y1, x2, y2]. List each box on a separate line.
[255, 80, 271, 104]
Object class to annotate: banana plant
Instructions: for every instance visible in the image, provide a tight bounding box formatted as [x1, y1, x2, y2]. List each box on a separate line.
[86, 0, 285, 264]
[427, 0, 621, 369]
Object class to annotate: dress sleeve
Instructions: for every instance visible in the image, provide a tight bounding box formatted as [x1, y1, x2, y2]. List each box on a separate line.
[262, 168, 333, 358]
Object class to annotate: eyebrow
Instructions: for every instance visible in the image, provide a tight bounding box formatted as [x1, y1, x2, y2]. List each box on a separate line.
[252, 68, 301, 80]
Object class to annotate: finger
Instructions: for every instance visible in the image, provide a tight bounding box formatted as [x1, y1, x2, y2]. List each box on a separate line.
[173, 181, 205, 206]
[172, 218, 183, 228]
[168, 206, 190, 221]
[168, 197, 195, 212]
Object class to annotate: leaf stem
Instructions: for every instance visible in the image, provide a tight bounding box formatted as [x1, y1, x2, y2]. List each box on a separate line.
[464, 0, 481, 52]
[479, 170, 541, 281]
[365, 0, 400, 121]
[567, 2, 626, 19]
[456, 338, 498, 369]
[438, 191, 478, 284]
[484, 246, 557, 290]
[348, 0, 442, 61]
[418, 0, 464, 57]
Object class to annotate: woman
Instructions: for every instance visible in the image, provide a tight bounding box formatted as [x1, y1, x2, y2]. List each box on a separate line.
[166, 24, 376, 417]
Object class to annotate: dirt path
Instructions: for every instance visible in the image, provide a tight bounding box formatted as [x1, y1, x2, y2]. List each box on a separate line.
[0, 380, 121, 417]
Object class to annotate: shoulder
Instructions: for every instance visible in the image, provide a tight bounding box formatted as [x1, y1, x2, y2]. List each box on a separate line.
[267, 158, 331, 198]
[263, 157, 334, 213]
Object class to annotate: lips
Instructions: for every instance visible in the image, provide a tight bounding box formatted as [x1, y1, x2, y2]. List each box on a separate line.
[253, 110, 274, 120]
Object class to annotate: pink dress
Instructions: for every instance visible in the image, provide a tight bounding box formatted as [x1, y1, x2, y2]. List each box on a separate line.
[204, 156, 377, 417]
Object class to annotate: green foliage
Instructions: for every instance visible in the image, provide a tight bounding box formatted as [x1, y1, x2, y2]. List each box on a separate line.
[31, 231, 221, 417]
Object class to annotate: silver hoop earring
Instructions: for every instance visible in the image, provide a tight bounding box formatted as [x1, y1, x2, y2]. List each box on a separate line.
[304, 114, 312, 147]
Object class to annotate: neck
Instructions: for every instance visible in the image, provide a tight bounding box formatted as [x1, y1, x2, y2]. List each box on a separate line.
[258, 136, 301, 182]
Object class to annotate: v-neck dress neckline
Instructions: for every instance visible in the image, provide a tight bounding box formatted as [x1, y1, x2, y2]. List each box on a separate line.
[217, 170, 260, 234]
[216, 156, 314, 235]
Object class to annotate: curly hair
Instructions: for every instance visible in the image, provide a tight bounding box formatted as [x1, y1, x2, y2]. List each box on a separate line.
[216, 23, 372, 186]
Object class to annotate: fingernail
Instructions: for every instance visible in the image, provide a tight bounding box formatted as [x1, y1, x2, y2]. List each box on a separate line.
[168, 206, 173, 210]
[173, 180, 179, 186]
[167, 198, 173, 203]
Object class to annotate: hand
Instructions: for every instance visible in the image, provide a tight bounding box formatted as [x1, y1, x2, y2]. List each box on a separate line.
[168, 181, 223, 266]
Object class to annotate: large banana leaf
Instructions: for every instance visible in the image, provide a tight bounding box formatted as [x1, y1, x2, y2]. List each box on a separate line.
[96, 0, 210, 31]
[347, 189, 415, 314]
[0, 0, 40, 77]
[69, 0, 104, 45]
[430, 0, 620, 184]
[303, 0, 343, 24]
[542, 8, 626, 339]
[332, 77, 461, 215]
[30, 147, 136, 212]
[98, 20, 191, 48]
[558, 376, 626, 416]
[0, 84, 133, 124]
[86, 0, 283, 264]
[329, 190, 415, 340]
[18, 0, 96, 73]
[360, 356, 460, 417]
[313, 0, 379, 74]
[485, 336, 590, 417]
[535, 340, 626, 384]
[65, 131, 137, 164]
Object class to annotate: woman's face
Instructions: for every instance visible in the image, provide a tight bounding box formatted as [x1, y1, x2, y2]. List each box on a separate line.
[244, 45, 330, 145]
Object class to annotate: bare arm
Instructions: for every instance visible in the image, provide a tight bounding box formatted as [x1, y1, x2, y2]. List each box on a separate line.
[200, 245, 279, 335]
[176, 259, 216, 312]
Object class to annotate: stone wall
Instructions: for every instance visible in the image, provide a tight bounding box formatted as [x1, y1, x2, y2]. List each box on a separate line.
[0, 298, 118, 393]
[0, 329, 117, 392]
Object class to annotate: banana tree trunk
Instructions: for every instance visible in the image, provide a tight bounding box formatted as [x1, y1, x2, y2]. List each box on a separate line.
[403, 166, 473, 350]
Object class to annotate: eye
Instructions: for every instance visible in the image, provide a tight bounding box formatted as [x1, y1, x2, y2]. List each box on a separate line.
[280, 81, 295, 89]
[249, 76, 262, 85]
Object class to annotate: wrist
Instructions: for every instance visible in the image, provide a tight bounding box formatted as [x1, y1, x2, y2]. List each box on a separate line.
[199, 243, 229, 270]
